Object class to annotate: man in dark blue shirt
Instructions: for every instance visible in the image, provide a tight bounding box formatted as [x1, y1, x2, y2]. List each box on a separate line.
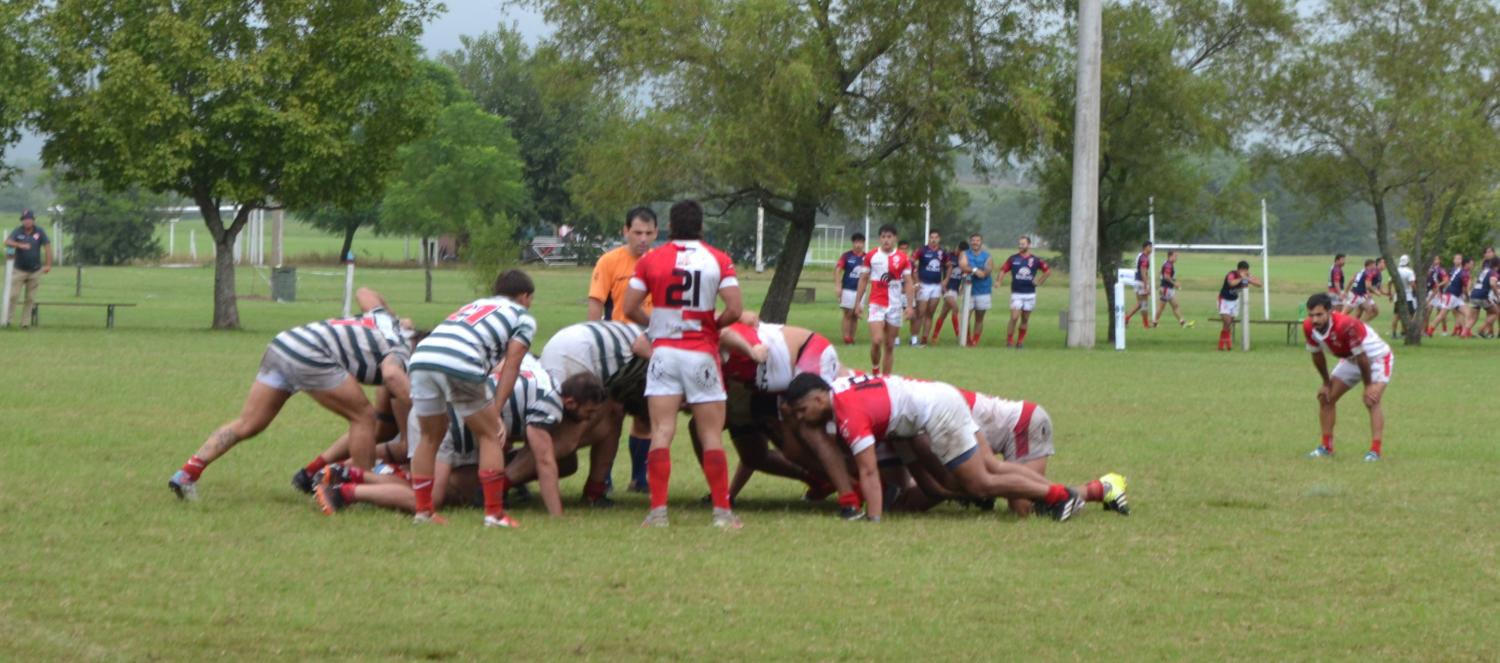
[834, 233, 867, 345]
[5, 210, 51, 329]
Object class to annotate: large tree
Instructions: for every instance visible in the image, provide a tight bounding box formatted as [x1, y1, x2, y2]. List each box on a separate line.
[1265, 0, 1500, 345]
[1035, 0, 1293, 341]
[528, 0, 1053, 322]
[0, 1, 44, 183]
[36, 0, 439, 329]
[381, 101, 526, 302]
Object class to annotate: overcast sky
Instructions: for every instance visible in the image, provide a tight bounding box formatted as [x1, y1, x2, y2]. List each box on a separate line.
[10, 1, 551, 165]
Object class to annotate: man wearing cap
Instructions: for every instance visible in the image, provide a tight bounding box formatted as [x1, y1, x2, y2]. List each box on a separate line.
[5, 210, 51, 329]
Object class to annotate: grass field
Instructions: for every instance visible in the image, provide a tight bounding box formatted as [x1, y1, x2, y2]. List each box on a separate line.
[3, 251, 1498, 660]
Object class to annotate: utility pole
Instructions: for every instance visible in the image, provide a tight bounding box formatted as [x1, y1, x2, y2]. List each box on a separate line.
[1066, 0, 1103, 348]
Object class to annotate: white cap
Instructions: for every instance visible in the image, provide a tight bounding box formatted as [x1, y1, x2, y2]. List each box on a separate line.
[1399, 254, 1410, 267]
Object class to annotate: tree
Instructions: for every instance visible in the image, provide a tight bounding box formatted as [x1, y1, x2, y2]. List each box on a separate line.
[36, 0, 439, 329]
[1034, 0, 1293, 341]
[50, 174, 172, 295]
[1265, 0, 1500, 345]
[300, 204, 382, 263]
[441, 26, 614, 239]
[528, 0, 1054, 322]
[0, 1, 44, 183]
[381, 101, 526, 301]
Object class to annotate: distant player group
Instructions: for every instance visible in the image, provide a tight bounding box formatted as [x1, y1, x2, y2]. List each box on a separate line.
[167, 201, 1130, 528]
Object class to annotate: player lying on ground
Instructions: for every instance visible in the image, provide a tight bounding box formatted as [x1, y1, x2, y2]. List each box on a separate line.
[623, 199, 745, 529]
[407, 269, 537, 527]
[998, 234, 1050, 348]
[1303, 293, 1394, 462]
[169, 288, 414, 501]
[1122, 241, 1154, 329]
[1216, 261, 1261, 351]
[539, 319, 652, 495]
[783, 373, 1127, 522]
[856, 224, 915, 375]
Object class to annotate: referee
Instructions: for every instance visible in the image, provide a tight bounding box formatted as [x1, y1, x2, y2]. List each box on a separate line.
[587, 207, 658, 492]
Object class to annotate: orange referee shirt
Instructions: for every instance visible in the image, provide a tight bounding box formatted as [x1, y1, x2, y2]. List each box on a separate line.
[589, 245, 651, 321]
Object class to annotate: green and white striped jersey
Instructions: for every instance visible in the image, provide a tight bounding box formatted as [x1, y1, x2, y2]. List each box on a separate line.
[269, 307, 409, 385]
[410, 296, 537, 382]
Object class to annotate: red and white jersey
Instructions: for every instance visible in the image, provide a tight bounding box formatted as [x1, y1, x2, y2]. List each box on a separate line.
[1303, 312, 1390, 359]
[630, 239, 739, 354]
[863, 248, 912, 308]
[829, 374, 955, 456]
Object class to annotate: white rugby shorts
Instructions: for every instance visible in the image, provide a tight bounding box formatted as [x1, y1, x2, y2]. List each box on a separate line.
[971, 294, 993, 312]
[1218, 297, 1240, 318]
[1332, 352, 1393, 386]
[410, 369, 494, 418]
[868, 303, 904, 326]
[1009, 293, 1037, 312]
[839, 288, 861, 310]
[644, 346, 726, 404]
[916, 283, 943, 302]
[1159, 287, 1177, 302]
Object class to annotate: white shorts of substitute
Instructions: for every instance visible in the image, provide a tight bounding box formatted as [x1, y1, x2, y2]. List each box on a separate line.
[840, 288, 863, 310]
[1332, 352, 1393, 386]
[1134, 281, 1150, 297]
[1218, 297, 1240, 318]
[868, 303, 904, 326]
[1009, 293, 1037, 312]
[916, 283, 943, 302]
[645, 346, 726, 404]
[970, 294, 993, 312]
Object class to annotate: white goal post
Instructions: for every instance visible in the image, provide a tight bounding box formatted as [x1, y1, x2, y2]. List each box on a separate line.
[1147, 198, 1271, 351]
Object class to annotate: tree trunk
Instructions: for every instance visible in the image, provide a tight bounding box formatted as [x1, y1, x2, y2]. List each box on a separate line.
[339, 223, 358, 263]
[758, 200, 818, 323]
[1100, 256, 1121, 343]
[1371, 198, 1413, 345]
[196, 198, 253, 330]
[422, 235, 433, 303]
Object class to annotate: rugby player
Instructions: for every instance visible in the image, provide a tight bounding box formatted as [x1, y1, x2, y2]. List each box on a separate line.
[622, 199, 744, 529]
[1122, 241, 1153, 329]
[1302, 293, 1395, 462]
[1462, 257, 1499, 339]
[1215, 261, 1261, 350]
[1428, 255, 1468, 336]
[1327, 254, 1347, 312]
[784, 373, 1127, 522]
[834, 233, 867, 345]
[169, 288, 413, 501]
[958, 233, 995, 346]
[911, 231, 949, 347]
[1152, 250, 1191, 327]
[855, 224, 915, 375]
[1392, 255, 1417, 337]
[587, 207, 659, 493]
[1422, 254, 1449, 336]
[407, 270, 537, 527]
[927, 240, 968, 345]
[998, 234, 1050, 348]
[539, 319, 652, 498]
[1342, 259, 1376, 321]
[1353, 257, 1392, 322]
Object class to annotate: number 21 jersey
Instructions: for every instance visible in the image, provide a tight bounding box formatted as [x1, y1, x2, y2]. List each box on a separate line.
[630, 239, 739, 354]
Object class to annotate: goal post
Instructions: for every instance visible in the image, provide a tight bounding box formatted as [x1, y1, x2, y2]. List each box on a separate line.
[1148, 197, 1271, 351]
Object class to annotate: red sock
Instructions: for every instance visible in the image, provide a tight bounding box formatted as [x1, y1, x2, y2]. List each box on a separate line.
[478, 469, 506, 518]
[1007, 331, 1014, 345]
[304, 455, 328, 475]
[950, 312, 959, 336]
[838, 491, 862, 509]
[647, 448, 671, 509]
[1044, 483, 1069, 505]
[583, 478, 608, 502]
[1084, 480, 1104, 502]
[345, 465, 366, 484]
[1321, 433, 1333, 452]
[412, 474, 435, 514]
[971, 330, 982, 345]
[1018, 328, 1028, 344]
[1142, 316, 1150, 329]
[339, 482, 359, 504]
[391, 465, 409, 481]
[702, 449, 731, 510]
[181, 456, 207, 481]
[932, 315, 946, 340]
[1370, 438, 1381, 455]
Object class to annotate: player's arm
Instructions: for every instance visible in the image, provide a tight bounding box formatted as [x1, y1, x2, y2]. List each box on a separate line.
[354, 287, 390, 314]
[719, 325, 768, 363]
[379, 356, 411, 407]
[491, 340, 530, 415]
[630, 331, 654, 359]
[1036, 261, 1051, 287]
[834, 260, 845, 291]
[800, 423, 854, 497]
[716, 285, 743, 330]
[622, 281, 650, 327]
[526, 424, 564, 516]
[586, 263, 610, 321]
[853, 446, 882, 521]
[997, 258, 1010, 286]
[2, 234, 21, 249]
[902, 271, 916, 315]
[854, 271, 870, 312]
[959, 251, 972, 275]
[43, 238, 52, 272]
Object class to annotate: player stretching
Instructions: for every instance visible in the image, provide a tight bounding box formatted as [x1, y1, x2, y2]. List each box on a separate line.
[407, 270, 537, 527]
[1216, 261, 1261, 350]
[1422, 254, 1449, 336]
[998, 235, 1049, 348]
[1303, 293, 1394, 462]
[958, 233, 995, 346]
[1327, 254, 1347, 312]
[1152, 250, 1191, 327]
[1431, 256, 1470, 336]
[622, 199, 744, 529]
[1123, 241, 1153, 328]
[855, 224, 915, 375]
[169, 288, 412, 501]
[927, 240, 968, 345]
[835, 233, 867, 345]
[1342, 259, 1376, 321]
[911, 231, 948, 347]
[1351, 257, 1390, 322]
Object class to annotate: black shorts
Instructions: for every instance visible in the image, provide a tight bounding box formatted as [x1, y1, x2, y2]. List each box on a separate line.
[606, 357, 650, 419]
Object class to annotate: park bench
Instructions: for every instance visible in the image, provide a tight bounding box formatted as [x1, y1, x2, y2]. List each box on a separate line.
[30, 301, 137, 329]
[1205, 317, 1302, 345]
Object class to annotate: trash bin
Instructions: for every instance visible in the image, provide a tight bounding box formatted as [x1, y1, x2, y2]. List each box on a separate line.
[271, 267, 297, 302]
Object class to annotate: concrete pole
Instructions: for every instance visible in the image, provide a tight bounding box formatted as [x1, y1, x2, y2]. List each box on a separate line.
[1066, 0, 1103, 348]
[273, 208, 284, 268]
[1261, 198, 1271, 320]
[1148, 197, 1157, 322]
[755, 205, 765, 273]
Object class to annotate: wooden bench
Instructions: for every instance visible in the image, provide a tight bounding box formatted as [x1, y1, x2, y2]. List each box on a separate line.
[31, 302, 137, 329]
[1205, 317, 1302, 345]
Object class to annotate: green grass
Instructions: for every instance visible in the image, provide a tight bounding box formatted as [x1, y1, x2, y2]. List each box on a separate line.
[3, 255, 1497, 661]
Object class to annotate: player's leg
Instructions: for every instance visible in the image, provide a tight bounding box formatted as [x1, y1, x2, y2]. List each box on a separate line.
[1364, 381, 1387, 460]
[464, 397, 514, 528]
[880, 319, 899, 375]
[1005, 302, 1021, 347]
[171, 379, 294, 500]
[1311, 376, 1353, 457]
[306, 374, 379, 470]
[1017, 303, 1033, 347]
[1007, 457, 1047, 516]
[688, 400, 739, 527]
[1123, 289, 1143, 323]
[1170, 298, 1186, 325]
[945, 451, 1085, 521]
[971, 309, 987, 346]
[1219, 314, 1234, 350]
[867, 311, 886, 372]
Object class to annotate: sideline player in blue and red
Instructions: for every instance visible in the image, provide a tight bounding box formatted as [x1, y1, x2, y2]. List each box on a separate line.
[1430, 255, 1470, 336]
[1216, 260, 1261, 350]
[1460, 257, 1499, 339]
[927, 240, 968, 345]
[834, 233, 867, 345]
[1303, 292, 1394, 462]
[1421, 254, 1448, 336]
[910, 231, 949, 347]
[1152, 250, 1192, 328]
[1327, 254, 1347, 312]
[1122, 241, 1154, 329]
[1342, 259, 1376, 320]
[998, 234, 1049, 348]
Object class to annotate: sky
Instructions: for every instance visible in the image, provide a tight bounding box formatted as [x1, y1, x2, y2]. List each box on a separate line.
[10, 1, 552, 165]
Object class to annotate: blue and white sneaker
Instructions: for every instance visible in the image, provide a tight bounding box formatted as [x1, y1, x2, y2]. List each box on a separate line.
[169, 470, 199, 501]
[1307, 446, 1334, 459]
[1363, 451, 1380, 462]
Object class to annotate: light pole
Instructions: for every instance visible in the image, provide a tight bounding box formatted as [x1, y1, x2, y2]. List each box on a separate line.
[1066, 0, 1103, 348]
